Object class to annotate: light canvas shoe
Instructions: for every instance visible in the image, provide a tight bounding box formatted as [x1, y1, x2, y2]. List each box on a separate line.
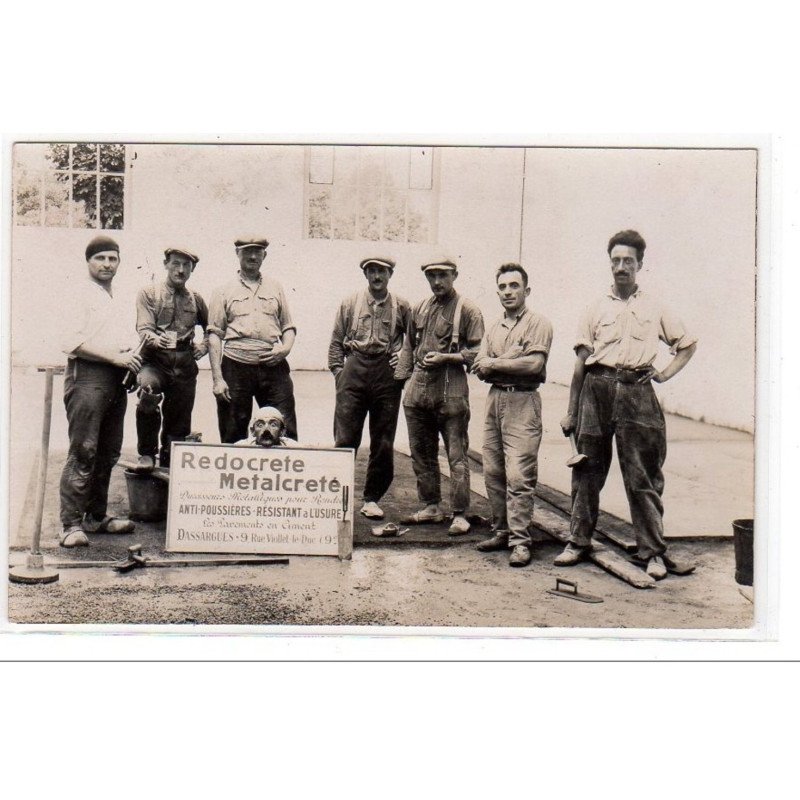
[360, 502, 385, 520]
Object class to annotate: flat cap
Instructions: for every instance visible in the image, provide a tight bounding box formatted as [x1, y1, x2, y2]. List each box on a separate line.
[420, 257, 458, 272]
[235, 237, 269, 250]
[359, 257, 396, 271]
[165, 247, 199, 264]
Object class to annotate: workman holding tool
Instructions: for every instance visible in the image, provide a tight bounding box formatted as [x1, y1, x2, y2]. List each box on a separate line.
[58, 236, 143, 548]
[208, 237, 298, 443]
[397, 257, 484, 535]
[134, 247, 209, 470]
[328, 256, 411, 520]
[555, 230, 697, 579]
[473, 263, 553, 567]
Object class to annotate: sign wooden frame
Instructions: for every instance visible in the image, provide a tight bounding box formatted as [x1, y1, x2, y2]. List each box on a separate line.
[165, 442, 354, 560]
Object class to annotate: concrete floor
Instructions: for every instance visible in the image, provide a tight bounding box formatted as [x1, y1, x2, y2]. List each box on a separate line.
[8, 366, 754, 546]
[6, 366, 755, 629]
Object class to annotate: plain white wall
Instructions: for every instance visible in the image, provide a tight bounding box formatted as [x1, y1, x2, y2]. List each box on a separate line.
[10, 144, 756, 431]
[523, 148, 757, 431]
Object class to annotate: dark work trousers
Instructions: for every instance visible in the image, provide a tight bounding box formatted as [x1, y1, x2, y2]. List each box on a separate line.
[136, 350, 198, 467]
[217, 355, 298, 444]
[569, 371, 668, 560]
[333, 352, 403, 503]
[59, 358, 128, 528]
[403, 371, 471, 514]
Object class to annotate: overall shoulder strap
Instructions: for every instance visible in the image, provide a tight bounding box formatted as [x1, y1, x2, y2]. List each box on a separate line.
[450, 296, 465, 352]
[387, 293, 398, 353]
[346, 290, 368, 343]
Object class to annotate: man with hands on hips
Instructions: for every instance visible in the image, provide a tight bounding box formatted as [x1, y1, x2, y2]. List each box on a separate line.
[555, 230, 697, 580]
[207, 237, 298, 444]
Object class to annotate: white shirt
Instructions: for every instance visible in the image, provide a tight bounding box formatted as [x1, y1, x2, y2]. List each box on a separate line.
[576, 287, 697, 369]
[62, 278, 137, 357]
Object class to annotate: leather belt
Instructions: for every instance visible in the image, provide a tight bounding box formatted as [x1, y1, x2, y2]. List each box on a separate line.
[588, 364, 650, 384]
[491, 383, 540, 392]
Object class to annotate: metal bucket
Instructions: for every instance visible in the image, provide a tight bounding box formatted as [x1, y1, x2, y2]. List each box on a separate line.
[732, 518, 754, 586]
[124, 469, 168, 522]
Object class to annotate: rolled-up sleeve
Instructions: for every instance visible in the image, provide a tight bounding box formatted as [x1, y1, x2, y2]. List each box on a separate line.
[660, 306, 698, 354]
[459, 302, 485, 369]
[277, 285, 295, 334]
[523, 316, 553, 357]
[575, 304, 595, 354]
[207, 287, 228, 338]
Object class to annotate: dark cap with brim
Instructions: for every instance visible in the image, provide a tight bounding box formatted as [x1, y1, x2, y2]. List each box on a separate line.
[235, 237, 269, 250]
[360, 257, 396, 271]
[165, 248, 199, 264]
[421, 257, 458, 272]
[86, 235, 120, 261]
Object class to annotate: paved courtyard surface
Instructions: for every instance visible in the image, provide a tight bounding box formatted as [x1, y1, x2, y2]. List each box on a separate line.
[7, 367, 755, 629]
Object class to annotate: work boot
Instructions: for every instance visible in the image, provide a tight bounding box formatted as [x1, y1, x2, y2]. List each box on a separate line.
[135, 455, 155, 471]
[360, 501, 385, 520]
[448, 515, 471, 536]
[646, 555, 668, 580]
[59, 525, 89, 548]
[476, 532, 510, 552]
[509, 544, 532, 567]
[554, 543, 590, 566]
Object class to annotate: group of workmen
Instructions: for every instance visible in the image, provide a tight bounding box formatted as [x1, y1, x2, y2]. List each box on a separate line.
[58, 229, 696, 580]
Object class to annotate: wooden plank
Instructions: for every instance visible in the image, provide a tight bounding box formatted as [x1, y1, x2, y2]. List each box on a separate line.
[535, 483, 638, 553]
[532, 506, 655, 590]
[467, 446, 638, 553]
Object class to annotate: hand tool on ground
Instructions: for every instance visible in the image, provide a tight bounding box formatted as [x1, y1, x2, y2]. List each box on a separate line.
[9, 366, 62, 585]
[566, 433, 588, 468]
[546, 577, 603, 604]
[371, 523, 409, 538]
[113, 544, 290, 573]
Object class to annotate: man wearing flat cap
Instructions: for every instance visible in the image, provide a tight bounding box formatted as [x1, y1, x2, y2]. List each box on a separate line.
[58, 236, 142, 548]
[556, 230, 697, 579]
[328, 256, 411, 520]
[208, 237, 298, 444]
[134, 247, 209, 470]
[397, 257, 484, 535]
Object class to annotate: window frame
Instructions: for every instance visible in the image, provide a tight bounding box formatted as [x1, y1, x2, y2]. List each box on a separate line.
[13, 142, 129, 231]
[302, 145, 440, 245]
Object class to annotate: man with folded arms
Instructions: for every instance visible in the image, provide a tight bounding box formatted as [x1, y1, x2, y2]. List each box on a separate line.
[555, 230, 697, 579]
[59, 236, 142, 548]
[398, 257, 484, 536]
[473, 263, 553, 567]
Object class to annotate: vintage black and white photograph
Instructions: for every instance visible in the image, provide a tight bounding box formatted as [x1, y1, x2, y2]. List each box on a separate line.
[5, 141, 758, 629]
